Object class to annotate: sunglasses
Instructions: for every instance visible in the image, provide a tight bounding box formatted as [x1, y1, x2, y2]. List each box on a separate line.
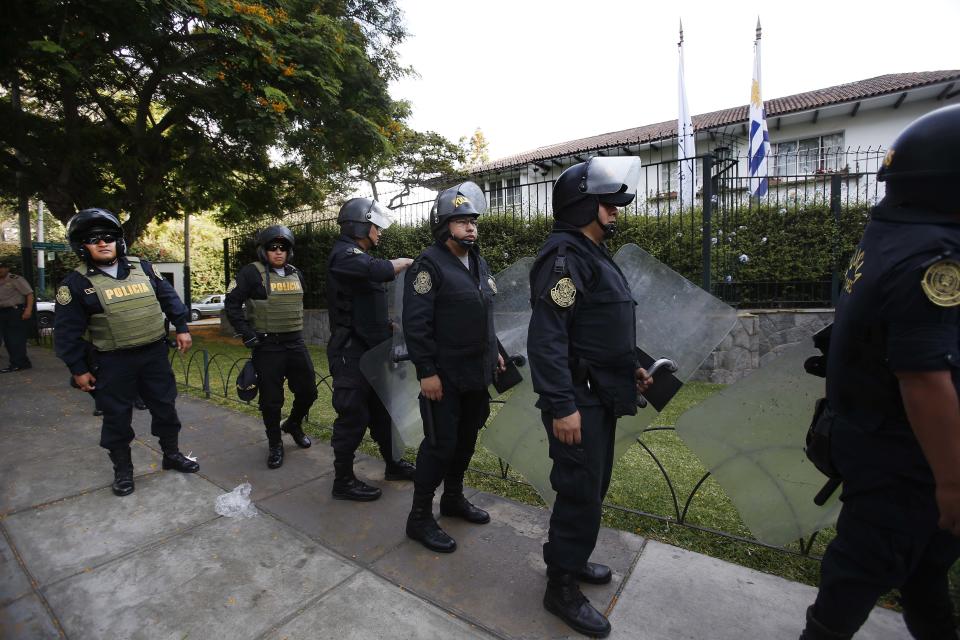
[266, 243, 289, 252]
[84, 233, 118, 245]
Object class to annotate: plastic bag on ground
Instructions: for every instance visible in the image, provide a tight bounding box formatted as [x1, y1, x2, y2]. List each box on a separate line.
[215, 482, 258, 518]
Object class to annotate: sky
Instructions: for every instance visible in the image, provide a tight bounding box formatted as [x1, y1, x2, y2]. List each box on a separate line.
[389, 0, 960, 161]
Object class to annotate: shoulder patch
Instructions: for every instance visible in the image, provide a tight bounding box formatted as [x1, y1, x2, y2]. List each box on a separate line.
[921, 259, 960, 307]
[56, 285, 72, 305]
[347, 247, 364, 255]
[413, 270, 432, 294]
[550, 277, 576, 308]
[487, 276, 497, 294]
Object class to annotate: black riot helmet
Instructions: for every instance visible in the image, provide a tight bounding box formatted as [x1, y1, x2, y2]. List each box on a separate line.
[430, 181, 487, 244]
[552, 157, 641, 229]
[337, 197, 393, 240]
[66, 208, 127, 260]
[255, 225, 295, 264]
[877, 104, 960, 214]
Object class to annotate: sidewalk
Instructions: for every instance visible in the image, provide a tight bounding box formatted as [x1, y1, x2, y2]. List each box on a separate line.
[1, 347, 908, 639]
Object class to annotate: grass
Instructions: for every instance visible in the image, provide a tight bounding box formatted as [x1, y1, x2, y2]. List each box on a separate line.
[174, 326, 959, 615]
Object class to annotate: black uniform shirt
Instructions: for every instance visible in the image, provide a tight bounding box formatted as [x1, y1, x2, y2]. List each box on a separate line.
[402, 240, 497, 391]
[527, 224, 639, 419]
[224, 261, 306, 343]
[326, 235, 396, 358]
[54, 257, 189, 375]
[826, 204, 960, 489]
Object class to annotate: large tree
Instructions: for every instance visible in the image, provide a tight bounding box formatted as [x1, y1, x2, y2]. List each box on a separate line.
[0, 0, 408, 243]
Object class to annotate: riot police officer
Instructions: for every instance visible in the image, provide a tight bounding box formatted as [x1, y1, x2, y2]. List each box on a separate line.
[225, 226, 317, 469]
[527, 157, 652, 638]
[326, 197, 416, 501]
[403, 182, 504, 552]
[800, 106, 960, 639]
[54, 208, 199, 497]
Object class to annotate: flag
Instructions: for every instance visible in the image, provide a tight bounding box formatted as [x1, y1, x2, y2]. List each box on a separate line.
[748, 19, 770, 197]
[677, 21, 696, 208]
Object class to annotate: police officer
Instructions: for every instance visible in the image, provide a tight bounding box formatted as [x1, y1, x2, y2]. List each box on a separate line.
[327, 198, 417, 501]
[527, 157, 652, 638]
[0, 260, 34, 372]
[800, 106, 960, 639]
[225, 226, 316, 469]
[403, 182, 504, 552]
[54, 208, 199, 497]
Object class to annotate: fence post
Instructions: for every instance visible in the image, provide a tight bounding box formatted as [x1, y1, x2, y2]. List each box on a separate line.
[223, 238, 230, 292]
[830, 174, 842, 307]
[701, 154, 714, 292]
[202, 349, 211, 398]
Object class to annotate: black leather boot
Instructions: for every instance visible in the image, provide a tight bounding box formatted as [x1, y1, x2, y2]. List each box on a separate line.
[543, 568, 611, 638]
[267, 442, 284, 469]
[439, 492, 490, 524]
[384, 458, 416, 481]
[108, 448, 135, 497]
[281, 418, 312, 448]
[799, 606, 852, 640]
[577, 562, 612, 585]
[161, 451, 200, 473]
[406, 493, 456, 553]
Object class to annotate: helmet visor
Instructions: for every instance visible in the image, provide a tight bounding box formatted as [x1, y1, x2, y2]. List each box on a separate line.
[583, 157, 641, 200]
[438, 181, 488, 217]
[367, 201, 393, 230]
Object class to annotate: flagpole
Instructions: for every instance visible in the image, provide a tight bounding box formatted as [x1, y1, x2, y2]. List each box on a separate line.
[677, 19, 696, 209]
[748, 17, 770, 198]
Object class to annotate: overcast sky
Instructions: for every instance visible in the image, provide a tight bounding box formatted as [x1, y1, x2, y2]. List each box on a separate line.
[389, 0, 960, 160]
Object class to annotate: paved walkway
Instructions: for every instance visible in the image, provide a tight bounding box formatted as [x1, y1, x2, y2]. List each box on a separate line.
[1, 347, 908, 639]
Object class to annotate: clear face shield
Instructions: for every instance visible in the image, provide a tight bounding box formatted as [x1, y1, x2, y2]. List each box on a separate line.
[366, 200, 393, 230]
[582, 156, 641, 204]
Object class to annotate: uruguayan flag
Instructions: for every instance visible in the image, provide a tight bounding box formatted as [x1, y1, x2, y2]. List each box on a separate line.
[748, 21, 770, 197]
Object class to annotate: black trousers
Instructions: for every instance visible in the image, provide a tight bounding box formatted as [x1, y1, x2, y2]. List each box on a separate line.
[413, 373, 489, 497]
[541, 404, 616, 574]
[329, 355, 392, 469]
[0, 306, 30, 368]
[811, 490, 960, 638]
[95, 339, 180, 452]
[251, 342, 317, 440]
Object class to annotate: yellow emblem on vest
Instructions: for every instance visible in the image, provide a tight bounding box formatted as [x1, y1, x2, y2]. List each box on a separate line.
[921, 259, 960, 307]
[413, 270, 432, 294]
[56, 285, 72, 305]
[550, 277, 576, 308]
[843, 248, 865, 294]
[487, 276, 497, 294]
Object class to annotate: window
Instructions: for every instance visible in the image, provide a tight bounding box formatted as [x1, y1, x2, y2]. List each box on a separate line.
[487, 177, 521, 209]
[659, 162, 675, 193]
[773, 132, 845, 176]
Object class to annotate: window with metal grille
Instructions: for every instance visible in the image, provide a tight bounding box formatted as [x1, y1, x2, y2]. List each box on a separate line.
[773, 132, 845, 175]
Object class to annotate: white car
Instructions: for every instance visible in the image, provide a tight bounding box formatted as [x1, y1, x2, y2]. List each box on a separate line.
[190, 294, 225, 321]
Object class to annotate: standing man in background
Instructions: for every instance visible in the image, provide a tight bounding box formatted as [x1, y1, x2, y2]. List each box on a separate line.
[225, 225, 316, 469]
[0, 260, 34, 373]
[326, 198, 415, 501]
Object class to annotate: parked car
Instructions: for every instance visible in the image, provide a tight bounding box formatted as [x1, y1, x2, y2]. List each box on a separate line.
[190, 294, 225, 321]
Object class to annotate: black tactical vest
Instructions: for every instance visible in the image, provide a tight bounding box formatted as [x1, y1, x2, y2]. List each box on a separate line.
[326, 239, 390, 355]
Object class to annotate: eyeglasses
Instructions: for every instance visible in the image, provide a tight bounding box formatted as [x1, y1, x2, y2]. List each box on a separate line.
[83, 233, 118, 245]
[266, 243, 289, 252]
[450, 218, 478, 228]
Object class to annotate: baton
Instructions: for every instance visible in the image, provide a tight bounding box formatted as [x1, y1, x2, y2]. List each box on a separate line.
[813, 477, 841, 506]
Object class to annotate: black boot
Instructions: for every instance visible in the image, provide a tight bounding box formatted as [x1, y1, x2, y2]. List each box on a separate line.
[799, 606, 852, 640]
[439, 492, 490, 524]
[543, 568, 611, 638]
[332, 462, 381, 500]
[406, 493, 456, 552]
[577, 562, 612, 585]
[161, 451, 200, 473]
[384, 458, 416, 481]
[267, 442, 284, 469]
[281, 418, 312, 448]
[108, 448, 135, 497]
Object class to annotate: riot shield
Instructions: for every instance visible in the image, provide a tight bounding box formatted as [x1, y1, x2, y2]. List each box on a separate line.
[482, 243, 738, 506]
[675, 341, 840, 546]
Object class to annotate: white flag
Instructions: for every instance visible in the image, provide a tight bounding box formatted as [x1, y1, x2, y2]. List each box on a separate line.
[677, 22, 696, 208]
[748, 19, 770, 197]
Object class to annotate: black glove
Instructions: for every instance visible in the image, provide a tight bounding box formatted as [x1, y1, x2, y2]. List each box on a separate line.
[243, 334, 261, 349]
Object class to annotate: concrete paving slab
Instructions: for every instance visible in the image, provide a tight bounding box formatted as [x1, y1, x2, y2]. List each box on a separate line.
[372, 491, 646, 639]
[0, 594, 61, 639]
[0, 441, 161, 515]
[257, 457, 414, 564]
[606, 540, 909, 640]
[0, 532, 33, 605]
[199, 439, 334, 501]
[265, 570, 496, 640]
[5, 472, 223, 586]
[43, 515, 359, 640]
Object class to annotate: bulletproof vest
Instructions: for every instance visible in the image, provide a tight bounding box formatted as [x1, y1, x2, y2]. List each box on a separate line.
[326, 240, 390, 351]
[77, 257, 166, 351]
[247, 262, 304, 333]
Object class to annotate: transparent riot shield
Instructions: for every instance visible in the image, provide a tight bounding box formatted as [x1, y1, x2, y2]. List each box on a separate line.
[675, 341, 840, 546]
[483, 243, 738, 506]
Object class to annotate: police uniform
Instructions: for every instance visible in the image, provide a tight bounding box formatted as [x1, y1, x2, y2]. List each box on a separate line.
[327, 233, 413, 497]
[224, 257, 317, 465]
[802, 106, 960, 640]
[0, 268, 34, 371]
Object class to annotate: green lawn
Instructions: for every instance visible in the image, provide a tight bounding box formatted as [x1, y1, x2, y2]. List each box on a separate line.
[172, 328, 958, 612]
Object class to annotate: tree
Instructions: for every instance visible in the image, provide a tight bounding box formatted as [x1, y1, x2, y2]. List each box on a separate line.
[0, 0, 409, 244]
[460, 128, 490, 169]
